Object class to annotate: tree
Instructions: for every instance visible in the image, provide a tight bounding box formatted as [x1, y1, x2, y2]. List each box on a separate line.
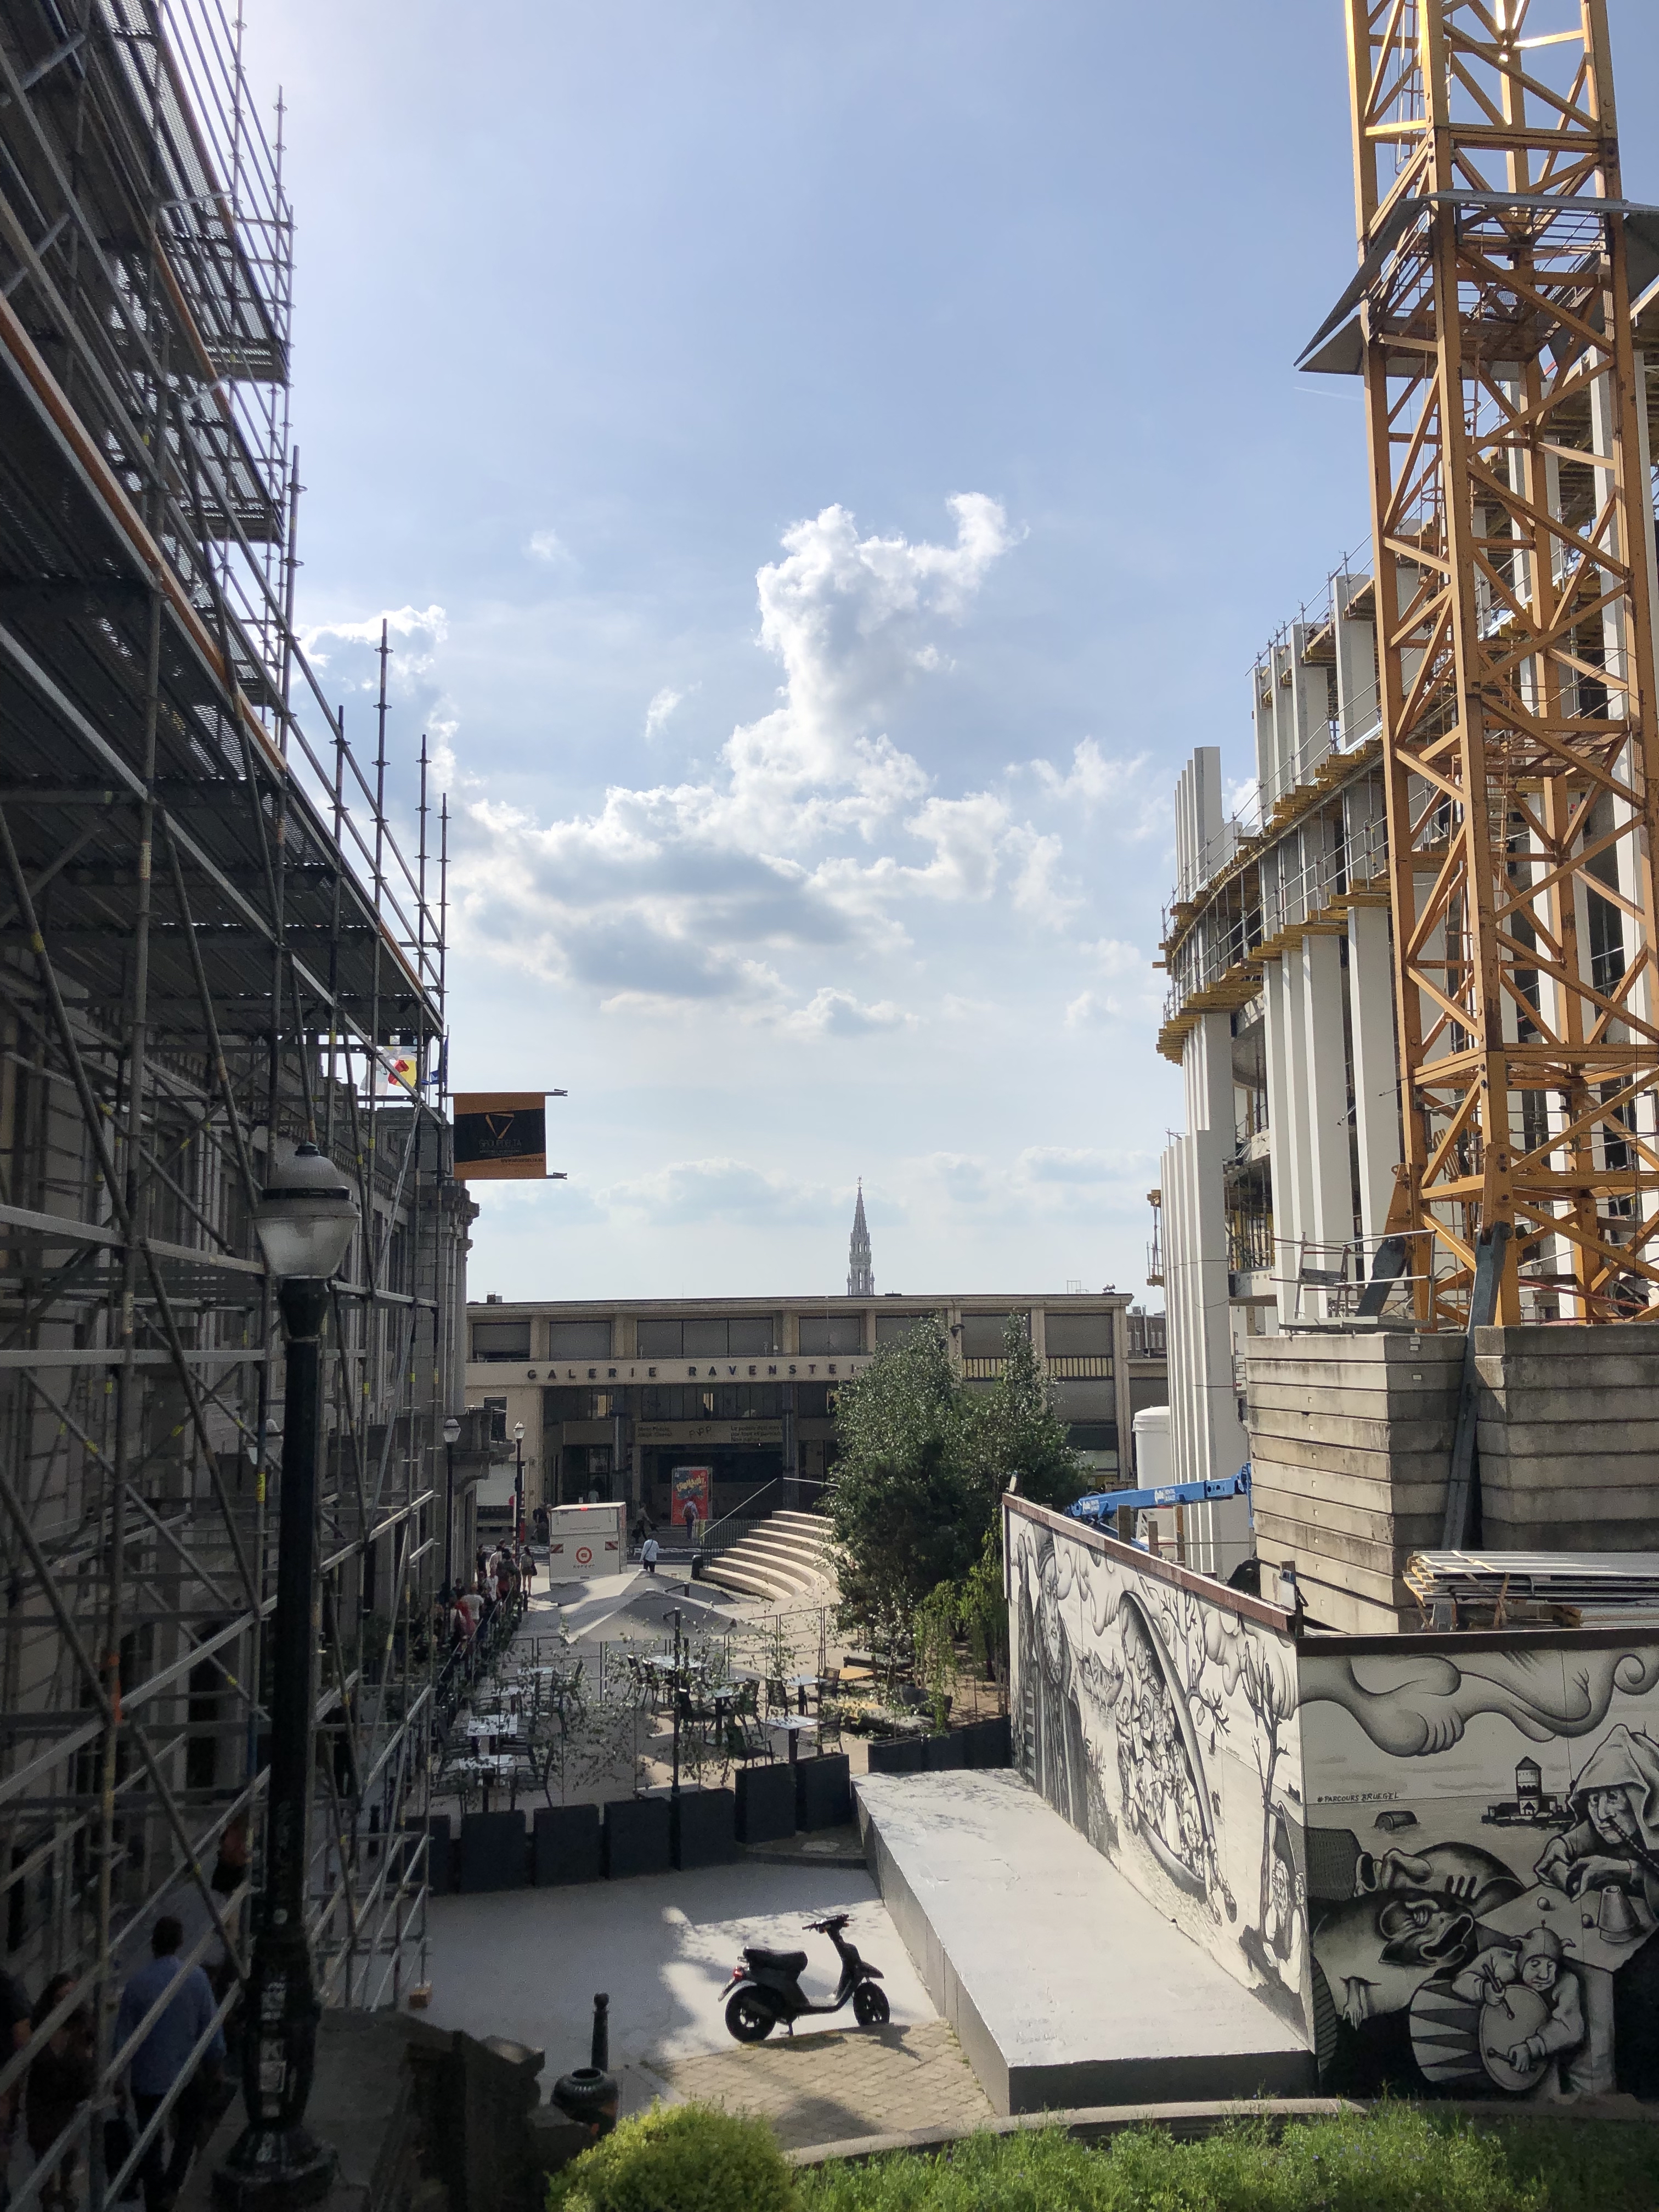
[963, 1313, 1085, 1514]
[827, 1312, 1086, 1635]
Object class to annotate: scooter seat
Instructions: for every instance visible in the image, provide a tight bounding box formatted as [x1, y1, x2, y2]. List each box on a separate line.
[743, 1946, 808, 1973]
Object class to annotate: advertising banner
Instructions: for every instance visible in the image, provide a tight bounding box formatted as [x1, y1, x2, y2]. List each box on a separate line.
[453, 1092, 549, 1181]
[671, 1464, 712, 1535]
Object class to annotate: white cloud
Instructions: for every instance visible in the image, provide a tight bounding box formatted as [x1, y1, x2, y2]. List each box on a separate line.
[600, 1158, 839, 1226]
[783, 988, 915, 1037]
[298, 603, 449, 663]
[1082, 938, 1145, 977]
[527, 527, 575, 565]
[1064, 989, 1119, 1028]
[1030, 736, 1142, 808]
[645, 686, 685, 739]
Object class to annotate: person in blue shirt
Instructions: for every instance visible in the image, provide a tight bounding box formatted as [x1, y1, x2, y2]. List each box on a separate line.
[114, 1917, 224, 2212]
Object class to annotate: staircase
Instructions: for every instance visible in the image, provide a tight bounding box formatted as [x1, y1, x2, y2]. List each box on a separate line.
[701, 1509, 837, 1603]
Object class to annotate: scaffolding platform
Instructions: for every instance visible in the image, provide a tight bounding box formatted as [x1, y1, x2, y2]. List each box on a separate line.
[856, 1769, 1313, 2114]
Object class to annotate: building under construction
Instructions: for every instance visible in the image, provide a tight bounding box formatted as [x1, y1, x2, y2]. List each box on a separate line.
[0, 2, 474, 2198]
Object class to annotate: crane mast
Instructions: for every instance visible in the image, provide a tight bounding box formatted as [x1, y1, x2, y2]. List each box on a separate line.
[1333, 0, 1659, 1324]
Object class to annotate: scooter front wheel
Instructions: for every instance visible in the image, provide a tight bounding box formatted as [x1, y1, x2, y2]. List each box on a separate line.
[726, 1990, 776, 2043]
[853, 1983, 890, 2027]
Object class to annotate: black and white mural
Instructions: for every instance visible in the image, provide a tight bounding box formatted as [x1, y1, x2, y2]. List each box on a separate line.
[1006, 1498, 1313, 2035]
[1300, 1644, 1659, 2101]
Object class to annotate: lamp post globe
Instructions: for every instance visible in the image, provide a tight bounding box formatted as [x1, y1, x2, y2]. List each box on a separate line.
[215, 1143, 356, 2211]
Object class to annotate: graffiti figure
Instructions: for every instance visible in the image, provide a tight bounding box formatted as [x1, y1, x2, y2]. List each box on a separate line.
[1534, 1725, 1659, 1912]
[1019, 1532, 1088, 1829]
[1451, 1927, 1585, 2085]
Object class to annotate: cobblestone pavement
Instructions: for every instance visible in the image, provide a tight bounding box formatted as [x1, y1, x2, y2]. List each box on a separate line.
[654, 2019, 994, 2149]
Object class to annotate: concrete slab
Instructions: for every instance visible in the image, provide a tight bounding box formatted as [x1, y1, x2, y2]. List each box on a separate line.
[420, 1854, 936, 2118]
[857, 1768, 1315, 2115]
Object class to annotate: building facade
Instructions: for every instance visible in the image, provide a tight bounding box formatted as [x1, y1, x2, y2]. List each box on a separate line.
[465, 1291, 1161, 1522]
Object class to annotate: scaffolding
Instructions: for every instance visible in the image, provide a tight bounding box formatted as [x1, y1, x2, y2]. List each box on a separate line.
[0, 6, 470, 2206]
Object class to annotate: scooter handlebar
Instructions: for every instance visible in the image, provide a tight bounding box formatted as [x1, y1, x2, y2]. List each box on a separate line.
[805, 1914, 850, 1933]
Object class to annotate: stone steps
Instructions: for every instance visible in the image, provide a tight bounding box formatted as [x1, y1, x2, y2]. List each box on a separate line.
[702, 1509, 836, 1602]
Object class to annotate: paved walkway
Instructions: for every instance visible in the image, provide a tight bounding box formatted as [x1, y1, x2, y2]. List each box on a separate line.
[658, 2019, 994, 2149]
[422, 1857, 964, 2130]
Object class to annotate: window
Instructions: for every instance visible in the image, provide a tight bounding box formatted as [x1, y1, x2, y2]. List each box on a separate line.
[549, 1319, 611, 1358]
[799, 1315, 864, 1354]
[636, 1319, 683, 1357]
[795, 1382, 834, 1419]
[471, 1318, 531, 1363]
[875, 1311, 935, 1347]
[960, 1311, 1026, 1358]
[683, 1318, 729, 1356]
[729, 1316, 778, 1355]
[543, 1387, 618, 1421]
[1052, 1380, 1116, 1421]
[482, 1397, 508, 1445]
[1043, 1312, 1111, 1357]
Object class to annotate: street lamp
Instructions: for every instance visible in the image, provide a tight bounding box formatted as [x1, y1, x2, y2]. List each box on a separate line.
[442, 1416, 461, 1595]
[514, 1421, 526, 1544]
[215, 1143, 357, 2211]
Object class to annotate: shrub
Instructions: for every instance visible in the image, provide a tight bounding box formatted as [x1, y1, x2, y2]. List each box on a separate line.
[549, 2101, 796, 2212]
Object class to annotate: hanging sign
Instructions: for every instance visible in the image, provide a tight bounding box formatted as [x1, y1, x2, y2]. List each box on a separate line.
[453, 1092, 552, 1181]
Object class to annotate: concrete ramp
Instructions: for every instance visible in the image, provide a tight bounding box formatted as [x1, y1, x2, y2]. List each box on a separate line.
[856, 1768, 1314, 2114]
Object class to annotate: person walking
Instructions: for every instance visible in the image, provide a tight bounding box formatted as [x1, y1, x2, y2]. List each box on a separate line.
[25, 1973, 94, 2210]
[641, 1533, 659, 1577]
[115, 1916, 223, 2212]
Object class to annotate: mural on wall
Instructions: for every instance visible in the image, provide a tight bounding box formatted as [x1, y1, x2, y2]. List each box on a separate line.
[1007, 1500, 1312, 2034]
[1300, 1643, 1659, 2102]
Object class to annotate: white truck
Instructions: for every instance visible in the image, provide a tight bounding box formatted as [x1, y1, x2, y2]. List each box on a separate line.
[541, 1500, 626, 1575]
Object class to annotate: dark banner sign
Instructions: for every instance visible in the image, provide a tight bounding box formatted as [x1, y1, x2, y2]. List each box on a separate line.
[453, 1092, 549, 1181]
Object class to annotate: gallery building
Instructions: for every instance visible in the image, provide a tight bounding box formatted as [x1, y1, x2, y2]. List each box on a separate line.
[463, 1290, 1166, 1523]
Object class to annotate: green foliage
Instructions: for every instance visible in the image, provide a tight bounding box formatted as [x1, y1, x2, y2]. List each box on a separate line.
[794, 2107, 1659, 2212]
[829, 1314, 1081, 1638]
[549, 2101, 796, 2212]
[911, 1582, 958, 1732]
[956, 1534, 1008, 1692]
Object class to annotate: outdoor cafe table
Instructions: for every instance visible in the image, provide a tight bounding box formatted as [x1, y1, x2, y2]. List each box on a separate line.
[765, 1714, 819, 1766]
[785, 1673, 822, 1715]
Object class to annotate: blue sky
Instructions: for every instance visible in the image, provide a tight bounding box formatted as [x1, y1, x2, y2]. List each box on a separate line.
[246, 1, 1659, 1303]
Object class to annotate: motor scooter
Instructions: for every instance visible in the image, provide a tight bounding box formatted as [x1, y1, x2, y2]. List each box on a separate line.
[722, 1913, 890, 2041]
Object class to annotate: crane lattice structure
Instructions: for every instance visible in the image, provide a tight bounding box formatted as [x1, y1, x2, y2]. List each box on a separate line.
[1328, 0, 1659, 1324]
[0, 7, 472, 2208]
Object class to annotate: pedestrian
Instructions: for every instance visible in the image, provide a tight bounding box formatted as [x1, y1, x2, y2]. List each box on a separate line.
[641, 1533, 659, 1576]
[115, 1915, 224, 2212]
[25, 1973, 94, 2210]
[683, 1499, 697, 1547]
[521, 1548, 535, 1596]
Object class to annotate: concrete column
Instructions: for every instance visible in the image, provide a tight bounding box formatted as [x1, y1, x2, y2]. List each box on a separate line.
[1347, 902, 1401, 1248]
[1264, 954, 1311, 1320]
[1301, 930, 1356, 1313]
[1333, 572, 1379, 747]
[1165, 1012, 1248, 1489]
[1111, 1305, 1133, 1480]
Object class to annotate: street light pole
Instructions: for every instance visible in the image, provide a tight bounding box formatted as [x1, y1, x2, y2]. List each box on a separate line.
[514, 1421, 525, 1545]
[442, 1415, 460, 1595]
[216, 1145, 357, 2212]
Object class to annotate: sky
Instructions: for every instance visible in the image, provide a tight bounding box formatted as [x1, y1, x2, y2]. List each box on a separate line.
[241, 0, 1659, 1305]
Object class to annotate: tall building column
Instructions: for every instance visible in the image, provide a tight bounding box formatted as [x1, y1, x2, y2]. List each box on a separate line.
[1301, 929, 1355, 1311]
[1347, 902, 1401, 1247]
[1164, 1013, 1248, 1489]
[1263, 954, 1308, 1323]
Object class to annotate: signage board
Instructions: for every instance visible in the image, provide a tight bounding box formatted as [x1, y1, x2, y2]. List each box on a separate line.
[453, 1092, 549, 1182]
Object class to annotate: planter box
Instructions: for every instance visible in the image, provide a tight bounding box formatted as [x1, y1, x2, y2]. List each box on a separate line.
[458, 1810, 528, 1893]
[923, 1729, 967, 1771]
[794, 1753, 851, 1831]
[865, 1736, 926, 1775]
[671, 1787, 738, 1869]
[533, 1803, 601, 1887]
[734, 1760, 797, 1844]
[962, 1716, 1012, 1769]
[401, 1815, 454, 1893]
[603, 1795, 671, 1880]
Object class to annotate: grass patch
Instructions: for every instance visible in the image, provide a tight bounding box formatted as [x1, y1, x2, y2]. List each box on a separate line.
[794, 2104, 1659, 2211]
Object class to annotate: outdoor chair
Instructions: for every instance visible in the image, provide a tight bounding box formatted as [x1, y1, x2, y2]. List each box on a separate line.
[725, 1712, 772, 1765]
[815, 1701, 844, 1753]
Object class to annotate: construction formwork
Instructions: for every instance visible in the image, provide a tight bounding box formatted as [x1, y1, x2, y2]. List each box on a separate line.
[0, 6, 469, 2206]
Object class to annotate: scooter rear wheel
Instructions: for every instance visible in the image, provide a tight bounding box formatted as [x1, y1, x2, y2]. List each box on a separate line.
[726, 1990, 776, 2043]
[853, 1983, 890, 2027]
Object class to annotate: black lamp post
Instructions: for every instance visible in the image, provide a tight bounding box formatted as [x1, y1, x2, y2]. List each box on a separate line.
[442, 1415, 460, 1595]
[215, 1143, 357, 2211]
[514, 1421, 525, 1544]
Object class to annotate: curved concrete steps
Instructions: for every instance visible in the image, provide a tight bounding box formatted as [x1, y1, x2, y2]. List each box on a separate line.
[703, 1507, 838, 1603]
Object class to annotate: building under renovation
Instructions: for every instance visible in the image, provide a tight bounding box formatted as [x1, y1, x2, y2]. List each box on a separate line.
[0, 3, 475, 2195]
[1153, 4, 1659, 1630]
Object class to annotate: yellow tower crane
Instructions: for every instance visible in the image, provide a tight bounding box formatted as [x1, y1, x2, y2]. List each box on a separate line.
[1304, 2, 1659, 1325]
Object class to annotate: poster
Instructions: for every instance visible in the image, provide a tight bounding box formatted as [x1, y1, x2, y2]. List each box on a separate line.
[672, 1464, 712, 1534]
[453, 1092, 549, 1181]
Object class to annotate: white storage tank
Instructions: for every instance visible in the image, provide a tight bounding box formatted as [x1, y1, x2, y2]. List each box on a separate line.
[1132, 1404, 1171, 1488]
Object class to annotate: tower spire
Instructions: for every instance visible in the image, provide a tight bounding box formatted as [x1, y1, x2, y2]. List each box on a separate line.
[847, 1180, 873, 1297]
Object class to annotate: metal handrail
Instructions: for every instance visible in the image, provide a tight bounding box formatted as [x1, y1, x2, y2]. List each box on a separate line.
[695, 1475, 827, 1552]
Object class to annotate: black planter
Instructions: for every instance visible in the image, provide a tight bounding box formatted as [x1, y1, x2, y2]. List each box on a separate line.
[734, 1760, 796, 1844]
[402, 1815, 453, 1893]
[534, 1803, 602, 1887]
[602, 1796, 671, 1879]
[671, 1787, 738, 1869]
[923, 1729, 967, 1771]
[865, 1736, 925, 1775]
[458, 1810, 528, 1893]
[794, 1753, 851, 1830]
[963, 1716, 1012, 1768]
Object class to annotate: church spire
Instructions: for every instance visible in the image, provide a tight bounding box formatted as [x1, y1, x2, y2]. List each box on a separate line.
[847, 1180, 874, 1296]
